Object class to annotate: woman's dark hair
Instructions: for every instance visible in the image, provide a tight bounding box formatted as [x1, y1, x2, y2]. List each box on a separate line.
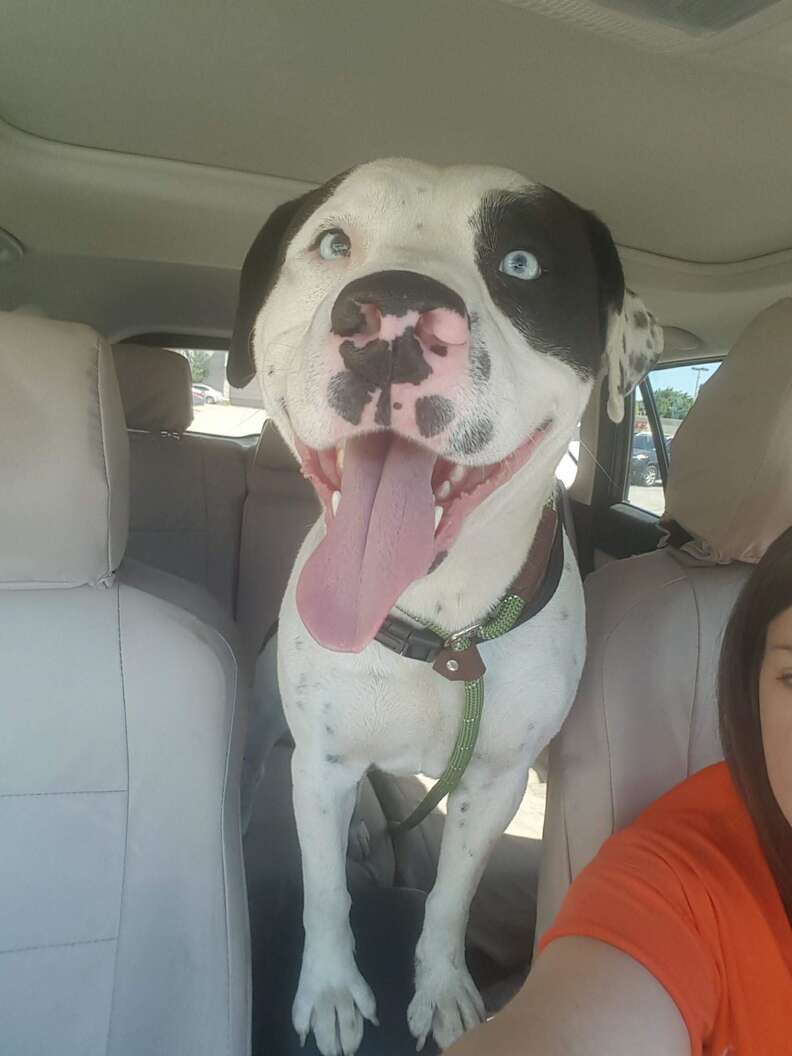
[719, 524, 792, 923]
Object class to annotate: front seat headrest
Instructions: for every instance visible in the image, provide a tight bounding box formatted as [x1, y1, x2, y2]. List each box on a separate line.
[0, 312, 129, 588]
[664, 298, 792, 564]
[113, 343, 194, 433]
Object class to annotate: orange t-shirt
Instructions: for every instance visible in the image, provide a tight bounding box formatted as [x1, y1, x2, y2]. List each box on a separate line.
[540, 763, 792, 1054]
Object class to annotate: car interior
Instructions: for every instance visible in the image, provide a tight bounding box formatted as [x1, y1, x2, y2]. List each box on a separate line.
[2, 1, 792, 1053]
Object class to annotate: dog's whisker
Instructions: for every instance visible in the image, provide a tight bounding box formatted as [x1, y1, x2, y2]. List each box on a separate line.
[579, 438, 618, 489]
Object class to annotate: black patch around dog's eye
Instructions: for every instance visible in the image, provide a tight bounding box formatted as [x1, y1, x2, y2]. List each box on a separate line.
[415, 395, 455, 438]
[472, 188, 619, 379]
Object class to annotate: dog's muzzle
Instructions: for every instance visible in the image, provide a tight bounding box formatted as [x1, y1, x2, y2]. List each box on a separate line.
[326, 270, 471, 436]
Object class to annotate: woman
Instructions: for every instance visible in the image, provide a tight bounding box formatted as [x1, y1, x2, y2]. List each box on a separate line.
[450, 526, 792, 1055]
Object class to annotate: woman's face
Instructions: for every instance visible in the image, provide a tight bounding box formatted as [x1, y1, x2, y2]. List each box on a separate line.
[760, 604, 792, 826]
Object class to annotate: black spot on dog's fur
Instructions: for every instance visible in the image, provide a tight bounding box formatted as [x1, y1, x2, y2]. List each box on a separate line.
[633, 309, 649, 329]
[325, 753, 343, 765]
[334, 327, 435, 427]
[415, 395, 455, 438]
[393, 401, 402, 410]
[470, 346, 491, 384]
[631, 352, 648, 375]
[391, 329, 433, 385]
[324, 724, 335, 736]
[460, 801, 470, 813]
[340, 338, 393, 388]
[450, 416, 494, 456]
[328, 370, 374, 425]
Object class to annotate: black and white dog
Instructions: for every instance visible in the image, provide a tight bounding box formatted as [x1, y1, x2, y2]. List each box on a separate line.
[229, 160, 661, 1055]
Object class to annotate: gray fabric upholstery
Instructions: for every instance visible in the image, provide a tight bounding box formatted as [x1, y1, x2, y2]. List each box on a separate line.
[664, 298, 792, 564]
[0, 317, 251, 1055]
[0, 312, 129, 587]
[535, 548, 749, 944]
[112, 342, 194, 433]
[236, 422, 319, 654]
[112, 342, 248, 614]
[125, 424, 247, 614]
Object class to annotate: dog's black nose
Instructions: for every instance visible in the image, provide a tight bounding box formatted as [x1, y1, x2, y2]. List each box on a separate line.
[331, 270, 468, 338]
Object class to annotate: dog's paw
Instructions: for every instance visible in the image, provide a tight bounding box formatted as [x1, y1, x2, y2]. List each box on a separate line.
[408, 964, 486, 1051]
[293, 961, 378, 1056]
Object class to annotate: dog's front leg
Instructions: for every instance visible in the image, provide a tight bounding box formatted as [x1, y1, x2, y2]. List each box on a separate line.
[291, 746, 377, 1056]
[407, 761, 531, 1051]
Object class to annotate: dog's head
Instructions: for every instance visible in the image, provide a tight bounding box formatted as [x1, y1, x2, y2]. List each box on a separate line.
[230, 160, 661, 651]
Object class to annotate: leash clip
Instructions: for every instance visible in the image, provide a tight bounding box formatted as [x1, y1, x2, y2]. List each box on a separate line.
[444, 622, 482, 649]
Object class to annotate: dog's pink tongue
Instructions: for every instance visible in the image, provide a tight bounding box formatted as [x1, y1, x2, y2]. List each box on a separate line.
[297, 433, 436, 652]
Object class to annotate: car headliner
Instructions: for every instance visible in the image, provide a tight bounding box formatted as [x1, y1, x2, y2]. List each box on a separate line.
[2, 0, 792, 352]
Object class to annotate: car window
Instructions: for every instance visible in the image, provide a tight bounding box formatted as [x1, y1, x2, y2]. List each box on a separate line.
[555, 423, 580, 488]
[171, 348, 268, 437]
[625, 359, 722, 515]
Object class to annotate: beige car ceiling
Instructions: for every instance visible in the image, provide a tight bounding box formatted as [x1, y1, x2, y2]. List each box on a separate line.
[1, 0, 792, 351]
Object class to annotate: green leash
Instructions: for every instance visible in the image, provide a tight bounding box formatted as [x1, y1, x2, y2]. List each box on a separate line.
[389, 591, 527, 834]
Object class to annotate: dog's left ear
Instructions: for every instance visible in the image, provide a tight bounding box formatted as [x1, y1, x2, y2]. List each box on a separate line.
[228, 194, 315, 389]
[585, 212, 663, 423]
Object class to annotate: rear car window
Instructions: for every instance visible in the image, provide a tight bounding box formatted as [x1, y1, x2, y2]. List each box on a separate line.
[172, 348, 267, 437]
[625, 359, 722, 515]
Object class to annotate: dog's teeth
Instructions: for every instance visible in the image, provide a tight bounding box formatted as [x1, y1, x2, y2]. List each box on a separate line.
[337, 445, 345, 471]
[450, 464, 467, 483]
[436, 480, 451, 500]
[434, 505, 443, 529]
[331, 491, 341, 515]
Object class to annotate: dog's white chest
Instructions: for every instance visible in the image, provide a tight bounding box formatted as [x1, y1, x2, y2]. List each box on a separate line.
[279, 532, 584, 779]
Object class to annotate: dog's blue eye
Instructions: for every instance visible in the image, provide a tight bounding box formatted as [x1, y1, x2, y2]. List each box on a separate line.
[499, 250, 541, 281]
[318, 230, 351, 260]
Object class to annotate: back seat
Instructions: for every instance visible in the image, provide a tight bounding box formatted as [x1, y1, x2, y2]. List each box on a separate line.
[113, 342, 247, 615]
[236, 421, 320, 656]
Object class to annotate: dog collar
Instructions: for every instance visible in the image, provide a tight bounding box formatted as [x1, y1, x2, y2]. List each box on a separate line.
[375, 500, 563, 681]
[383, 497, 564, 834]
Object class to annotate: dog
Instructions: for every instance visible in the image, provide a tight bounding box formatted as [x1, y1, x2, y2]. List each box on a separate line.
[228, 159, 661, 1055]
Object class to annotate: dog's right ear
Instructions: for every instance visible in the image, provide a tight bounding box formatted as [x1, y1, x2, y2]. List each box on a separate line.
[227, 194, 314, 389]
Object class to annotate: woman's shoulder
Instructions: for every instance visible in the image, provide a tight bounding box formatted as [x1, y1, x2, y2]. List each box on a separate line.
[625, 762, 751, 860]
[603, 761, 780, 924]
[635, 762, 739, 829]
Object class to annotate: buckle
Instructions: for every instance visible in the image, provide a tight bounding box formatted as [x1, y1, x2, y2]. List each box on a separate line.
[376, 616, 443, 663]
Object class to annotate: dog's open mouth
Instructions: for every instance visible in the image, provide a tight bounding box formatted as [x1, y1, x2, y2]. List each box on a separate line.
[295, 422, 551, 652]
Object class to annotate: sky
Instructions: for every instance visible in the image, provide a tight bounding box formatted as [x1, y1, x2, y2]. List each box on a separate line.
[649, 360, 722, 399]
